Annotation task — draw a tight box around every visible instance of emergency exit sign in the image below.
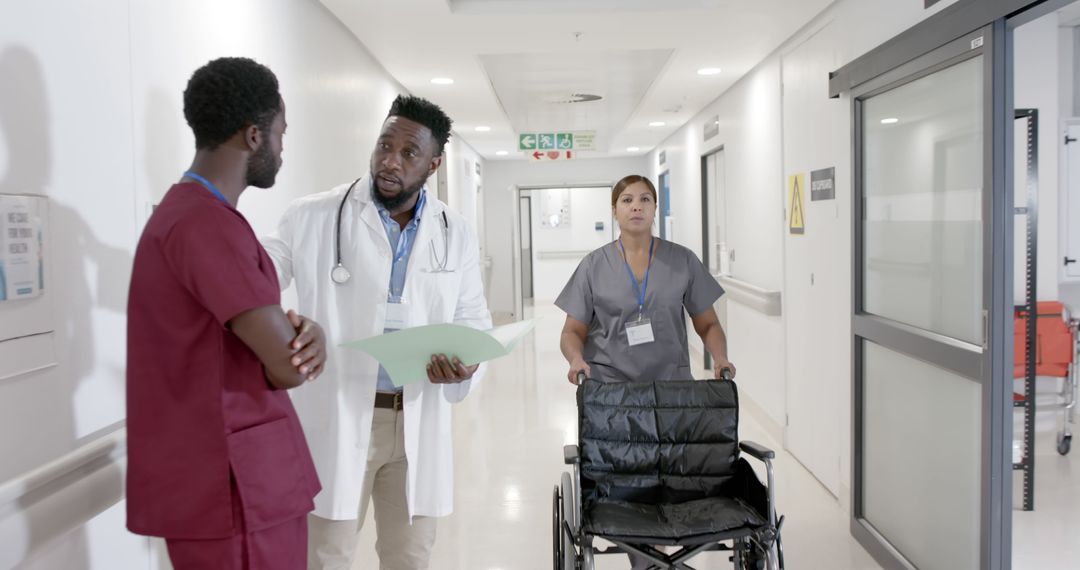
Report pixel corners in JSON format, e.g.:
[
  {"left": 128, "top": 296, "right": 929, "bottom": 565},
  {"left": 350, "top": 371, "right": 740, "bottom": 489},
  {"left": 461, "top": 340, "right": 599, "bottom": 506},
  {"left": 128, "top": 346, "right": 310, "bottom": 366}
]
[{"left": 518, "top": 131, "right": 596, "bottom": 152}]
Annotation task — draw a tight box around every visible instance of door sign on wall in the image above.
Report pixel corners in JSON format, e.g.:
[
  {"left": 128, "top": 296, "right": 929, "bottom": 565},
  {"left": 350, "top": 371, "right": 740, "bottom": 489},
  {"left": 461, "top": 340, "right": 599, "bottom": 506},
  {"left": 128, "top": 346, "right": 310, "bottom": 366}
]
[{"left": 810, "top": 167, "right": 835, "bottom": 201}]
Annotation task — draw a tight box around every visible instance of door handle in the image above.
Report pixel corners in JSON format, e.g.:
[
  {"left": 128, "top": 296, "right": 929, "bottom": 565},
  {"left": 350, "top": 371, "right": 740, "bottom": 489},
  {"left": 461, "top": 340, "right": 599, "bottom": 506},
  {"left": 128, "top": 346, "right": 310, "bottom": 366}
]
[{"left": 1066, "top": 257, "right": 1077, "bottom": 266}]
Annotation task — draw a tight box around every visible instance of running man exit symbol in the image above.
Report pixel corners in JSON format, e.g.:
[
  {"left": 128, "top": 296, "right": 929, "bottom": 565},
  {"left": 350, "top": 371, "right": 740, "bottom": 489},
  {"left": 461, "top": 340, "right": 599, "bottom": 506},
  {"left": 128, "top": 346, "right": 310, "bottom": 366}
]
[{"left": 788, "top": 173, "right": 805, "bottom": 235}]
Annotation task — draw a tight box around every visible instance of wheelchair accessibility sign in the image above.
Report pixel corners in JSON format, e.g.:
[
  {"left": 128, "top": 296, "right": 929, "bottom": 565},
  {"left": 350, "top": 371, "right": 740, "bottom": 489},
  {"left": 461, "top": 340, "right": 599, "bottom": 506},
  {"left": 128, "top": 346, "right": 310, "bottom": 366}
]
[{"left": 518, "top": 131, "right": 597, "bottom": 152}]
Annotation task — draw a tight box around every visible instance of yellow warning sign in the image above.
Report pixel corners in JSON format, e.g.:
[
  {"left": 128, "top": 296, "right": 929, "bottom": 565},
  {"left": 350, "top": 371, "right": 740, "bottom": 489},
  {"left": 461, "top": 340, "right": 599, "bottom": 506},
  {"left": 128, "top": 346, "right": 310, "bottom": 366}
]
[{"left": 788, "top": 173, "right": 806, "bottom": 235}]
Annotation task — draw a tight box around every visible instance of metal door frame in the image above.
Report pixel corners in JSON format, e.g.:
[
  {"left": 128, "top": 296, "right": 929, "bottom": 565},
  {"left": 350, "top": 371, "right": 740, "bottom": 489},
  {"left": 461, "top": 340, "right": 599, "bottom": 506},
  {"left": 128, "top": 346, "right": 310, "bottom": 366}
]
[
  {"left": 700, "top": 146, "right": 725, "bottom": 371},
  {"left": 830, "top": 2, "right": 1077, "bottom": 568},
  {"left": 658, "top": 170, "right": 671, "bottom": 240},
  {"left": 519, "top": 194, "right": 534, "bottom": 300},
  {"left": 849, "top": 25, "right": 1009, "bottom": 570}
]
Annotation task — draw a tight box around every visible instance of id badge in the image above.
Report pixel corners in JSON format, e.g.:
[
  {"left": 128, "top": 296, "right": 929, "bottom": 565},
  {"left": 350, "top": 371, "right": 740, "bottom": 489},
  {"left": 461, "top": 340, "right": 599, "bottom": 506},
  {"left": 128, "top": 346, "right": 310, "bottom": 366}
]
[
  {"left": 385, "top": 300, "right": 409, "bottom": 330},
  {"left": 625, "top": 318, "right": 655, "bottom": 346}
]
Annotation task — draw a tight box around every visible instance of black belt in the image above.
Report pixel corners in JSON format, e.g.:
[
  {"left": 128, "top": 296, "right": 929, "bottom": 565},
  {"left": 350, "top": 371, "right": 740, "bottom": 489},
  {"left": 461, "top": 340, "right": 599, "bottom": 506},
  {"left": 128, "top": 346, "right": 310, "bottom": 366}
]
[{"left": 374, "top": 391, "right": 403, "bottom": 411}]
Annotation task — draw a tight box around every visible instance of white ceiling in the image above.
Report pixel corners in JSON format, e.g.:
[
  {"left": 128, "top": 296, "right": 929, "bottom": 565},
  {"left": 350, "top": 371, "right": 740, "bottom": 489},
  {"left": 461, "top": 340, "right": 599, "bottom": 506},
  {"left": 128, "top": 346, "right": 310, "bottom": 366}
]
[
  {"left": 479, "top": 49, "right": 673, "bottom": 153},
  {"left": 320, "top": 0, "right": 833, "bottom": 160},
  {"left": 1060, "top": 2, "right": 1080, "bottom": 26}
]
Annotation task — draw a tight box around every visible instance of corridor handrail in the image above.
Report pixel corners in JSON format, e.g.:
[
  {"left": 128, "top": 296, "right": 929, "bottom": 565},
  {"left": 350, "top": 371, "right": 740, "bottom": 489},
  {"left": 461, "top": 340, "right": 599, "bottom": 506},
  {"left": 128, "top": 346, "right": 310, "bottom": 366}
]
[
  {"left": 0, "top": 427, "right": 127, "bottom": 569},
  {"left": 537, "top": 250, "right": 593, "bottom": 260},
  {"left": 715, "top": 275, "right": 782, "bottom": 316}
]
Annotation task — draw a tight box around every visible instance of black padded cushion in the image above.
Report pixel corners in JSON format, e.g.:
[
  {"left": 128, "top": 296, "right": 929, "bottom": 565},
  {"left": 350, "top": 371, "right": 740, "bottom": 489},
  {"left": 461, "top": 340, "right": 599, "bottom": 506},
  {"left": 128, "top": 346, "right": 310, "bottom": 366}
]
[
  {"left": 585, "top": 495, "right": 764, "bottom": 543},
  {"left": 578, "top": 379, "right": 740, "bottom": 504},
  {"left": 577, "top": 379, "right": 766, "bottom": 543}
]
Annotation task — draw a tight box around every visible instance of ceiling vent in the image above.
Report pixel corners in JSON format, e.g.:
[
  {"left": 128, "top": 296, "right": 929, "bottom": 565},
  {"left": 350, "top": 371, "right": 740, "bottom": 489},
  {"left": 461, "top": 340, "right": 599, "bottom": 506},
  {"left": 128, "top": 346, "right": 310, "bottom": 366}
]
[{"left": 548, "top": 93, "right": 604, "bottom": 104}]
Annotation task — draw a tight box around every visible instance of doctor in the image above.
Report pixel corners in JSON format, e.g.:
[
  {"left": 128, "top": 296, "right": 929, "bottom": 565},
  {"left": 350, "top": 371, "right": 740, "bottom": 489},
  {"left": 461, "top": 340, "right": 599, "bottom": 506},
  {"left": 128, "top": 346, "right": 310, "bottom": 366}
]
[{"left": 261, "top": 95, "right": 491, "bottom": 570}]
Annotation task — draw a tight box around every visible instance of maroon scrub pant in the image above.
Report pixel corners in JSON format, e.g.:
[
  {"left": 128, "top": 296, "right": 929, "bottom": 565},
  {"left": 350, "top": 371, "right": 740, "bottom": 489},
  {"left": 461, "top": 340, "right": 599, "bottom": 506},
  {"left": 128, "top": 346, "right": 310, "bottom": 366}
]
[{"left": 165, "top": 489, "right": 308, "bottom": 570}]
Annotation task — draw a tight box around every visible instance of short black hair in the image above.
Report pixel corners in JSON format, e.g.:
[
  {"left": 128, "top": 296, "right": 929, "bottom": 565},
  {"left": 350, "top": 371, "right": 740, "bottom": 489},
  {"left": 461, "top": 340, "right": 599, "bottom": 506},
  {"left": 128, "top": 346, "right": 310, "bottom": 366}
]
[
  {"left": 387, "top": 95, "right": 452, "bottom": 155},
  {"left": 183, "top": 57, "right": 281, "bottom": 150}
]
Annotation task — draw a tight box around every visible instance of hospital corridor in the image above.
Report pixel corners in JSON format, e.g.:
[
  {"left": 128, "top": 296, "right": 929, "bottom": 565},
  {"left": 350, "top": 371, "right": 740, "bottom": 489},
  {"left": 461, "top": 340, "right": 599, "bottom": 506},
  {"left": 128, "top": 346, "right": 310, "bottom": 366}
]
[{"left": 2, "top": 1, "right": 1080, "bottom": 569}]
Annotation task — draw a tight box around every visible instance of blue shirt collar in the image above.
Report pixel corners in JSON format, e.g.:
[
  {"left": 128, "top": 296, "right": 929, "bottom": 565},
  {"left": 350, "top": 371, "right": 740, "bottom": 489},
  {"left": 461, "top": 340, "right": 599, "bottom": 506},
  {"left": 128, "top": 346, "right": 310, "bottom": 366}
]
[{"left": 372, "top": 181, "right": 427, "bottom": 230}]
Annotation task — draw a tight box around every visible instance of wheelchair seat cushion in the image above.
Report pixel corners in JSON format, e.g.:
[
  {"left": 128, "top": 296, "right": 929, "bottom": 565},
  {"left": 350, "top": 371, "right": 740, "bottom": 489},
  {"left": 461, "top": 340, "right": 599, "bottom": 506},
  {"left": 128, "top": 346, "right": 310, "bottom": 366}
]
[
  {"left": 583, "top": 495, "right": 765, "bottom": 545},
  {"left": 578, "top": 379, "right": 740, "bottom": 503}
]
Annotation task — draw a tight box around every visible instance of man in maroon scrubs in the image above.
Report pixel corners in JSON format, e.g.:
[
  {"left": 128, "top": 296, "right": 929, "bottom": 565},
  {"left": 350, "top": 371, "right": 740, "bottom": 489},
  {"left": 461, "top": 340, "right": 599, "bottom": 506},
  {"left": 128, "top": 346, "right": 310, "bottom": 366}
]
[{"left": 126, "top": 57, "right": 323, "bottom": 569}]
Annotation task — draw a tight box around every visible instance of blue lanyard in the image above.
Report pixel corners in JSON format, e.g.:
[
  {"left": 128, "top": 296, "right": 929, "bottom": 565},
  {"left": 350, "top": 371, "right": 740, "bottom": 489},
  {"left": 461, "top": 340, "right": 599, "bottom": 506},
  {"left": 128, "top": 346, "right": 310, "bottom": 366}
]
[
  {"left": 618, "top": 238, "right": 654, "bottom": 318},
  {"left": 183, "top": 171, "right": 230, "bottom": 205}
]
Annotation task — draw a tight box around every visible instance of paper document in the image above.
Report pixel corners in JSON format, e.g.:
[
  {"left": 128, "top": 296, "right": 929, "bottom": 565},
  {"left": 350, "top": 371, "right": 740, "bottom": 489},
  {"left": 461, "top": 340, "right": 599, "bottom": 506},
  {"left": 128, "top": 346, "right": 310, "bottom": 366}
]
[{"left": 341, "top": 319, "right": 536, "bottom": 387}]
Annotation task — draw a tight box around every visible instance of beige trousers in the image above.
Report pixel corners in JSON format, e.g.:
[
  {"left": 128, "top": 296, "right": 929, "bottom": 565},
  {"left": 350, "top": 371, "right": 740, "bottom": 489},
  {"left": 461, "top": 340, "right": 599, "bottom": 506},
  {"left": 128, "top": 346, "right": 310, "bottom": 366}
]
[{"left": 307, "top": 407, "right": 437, "bottom": 570}]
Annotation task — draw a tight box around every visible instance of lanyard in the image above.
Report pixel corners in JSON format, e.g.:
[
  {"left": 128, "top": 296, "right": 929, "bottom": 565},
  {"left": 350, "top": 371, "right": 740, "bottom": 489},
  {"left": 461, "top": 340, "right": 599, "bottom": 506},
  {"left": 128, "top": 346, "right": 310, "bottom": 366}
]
[
  {"left": 183, "top": 171, "right": 230, "bottom": 205},
  {"left": 618, "top": 237, "right": 654, "bottom": 318}
]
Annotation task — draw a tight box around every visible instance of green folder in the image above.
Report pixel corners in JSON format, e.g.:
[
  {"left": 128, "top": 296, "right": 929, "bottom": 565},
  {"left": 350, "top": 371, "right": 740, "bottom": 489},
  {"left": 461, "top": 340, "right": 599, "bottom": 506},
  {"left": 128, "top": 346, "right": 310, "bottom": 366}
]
[{"left": 340, "top": 319, "right": 536, "bottom": 386}]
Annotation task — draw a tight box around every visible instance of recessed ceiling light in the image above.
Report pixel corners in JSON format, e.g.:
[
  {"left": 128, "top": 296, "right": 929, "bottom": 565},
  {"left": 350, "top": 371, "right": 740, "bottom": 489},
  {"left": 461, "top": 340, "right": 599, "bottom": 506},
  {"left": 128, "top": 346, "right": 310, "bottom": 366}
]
[
  {"left": 649, "top": 121, "right": 666, "bottom": 127},
  {"left": 495, "top": 150, "right": 508, "bottom": 156},
  {"left": 430, "top": 77, "right": 454, "bottom": 85},
  {"left": 626, "top": 146, "right": 640, "bottom": 152},
  {"left": 475, "top": 126, "right": 491, "bottom": 132},
  {"left": 697, "top": 67, "right": 722, "bottom": 76},
  {"left": 881, "top": 117, "right": 899, "bottom": 124}
]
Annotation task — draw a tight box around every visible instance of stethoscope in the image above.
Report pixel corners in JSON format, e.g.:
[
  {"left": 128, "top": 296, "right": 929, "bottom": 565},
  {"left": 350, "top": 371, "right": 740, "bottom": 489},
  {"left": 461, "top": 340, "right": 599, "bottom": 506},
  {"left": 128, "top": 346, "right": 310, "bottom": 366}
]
[{"left": 330, "top": 178, "right": 452, "bottom": 285}]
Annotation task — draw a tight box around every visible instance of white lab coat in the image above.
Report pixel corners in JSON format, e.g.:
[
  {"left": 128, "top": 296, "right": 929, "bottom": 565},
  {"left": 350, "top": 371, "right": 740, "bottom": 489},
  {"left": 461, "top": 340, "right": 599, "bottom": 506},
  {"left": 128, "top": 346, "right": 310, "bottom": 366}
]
[{"left": 260, "top": 175, "right": 492, "bottom": 520}]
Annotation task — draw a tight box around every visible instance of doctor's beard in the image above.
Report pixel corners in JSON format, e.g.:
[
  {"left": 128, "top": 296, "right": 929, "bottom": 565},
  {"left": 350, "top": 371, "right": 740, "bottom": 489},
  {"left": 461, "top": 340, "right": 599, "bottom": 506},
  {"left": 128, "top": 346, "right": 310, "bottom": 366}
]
[{"left": 374, "top": 178, "right": 424, "bottom": 212}]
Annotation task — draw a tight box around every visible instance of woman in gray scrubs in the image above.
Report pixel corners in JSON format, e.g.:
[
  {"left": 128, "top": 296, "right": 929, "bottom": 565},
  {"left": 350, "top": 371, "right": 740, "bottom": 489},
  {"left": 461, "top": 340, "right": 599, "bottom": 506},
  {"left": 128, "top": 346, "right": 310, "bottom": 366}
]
[
  {"left": 557, "top": 174, "right": 735, "bottom": 570},
  {"left": 556, "top": 174, "right": 735, "bottom": 385}
]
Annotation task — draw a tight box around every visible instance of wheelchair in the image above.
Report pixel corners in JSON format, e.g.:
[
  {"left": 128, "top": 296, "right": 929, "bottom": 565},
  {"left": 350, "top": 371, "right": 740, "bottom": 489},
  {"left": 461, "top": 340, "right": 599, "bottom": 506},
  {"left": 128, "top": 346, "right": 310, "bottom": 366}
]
[{"left": 553, "top": 375, "right": 784, "bottom": 570}]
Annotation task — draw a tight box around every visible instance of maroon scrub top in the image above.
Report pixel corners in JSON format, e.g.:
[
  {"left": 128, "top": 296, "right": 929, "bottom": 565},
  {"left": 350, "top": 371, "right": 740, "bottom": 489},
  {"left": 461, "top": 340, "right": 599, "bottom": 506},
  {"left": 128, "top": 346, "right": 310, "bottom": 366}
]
[{"left": 126, "top": 183, "right": 320, "bottom": 539}]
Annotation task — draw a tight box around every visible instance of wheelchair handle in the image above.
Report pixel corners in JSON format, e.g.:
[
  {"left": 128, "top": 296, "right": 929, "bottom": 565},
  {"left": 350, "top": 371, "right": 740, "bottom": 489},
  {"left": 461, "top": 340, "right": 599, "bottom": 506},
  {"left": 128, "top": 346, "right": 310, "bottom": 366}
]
[
  {"left": 577, "top": 371, "right": 587, "bottom": 384},
  {"left": 720, "top": 367, "right": 733, "bottom": 381}
]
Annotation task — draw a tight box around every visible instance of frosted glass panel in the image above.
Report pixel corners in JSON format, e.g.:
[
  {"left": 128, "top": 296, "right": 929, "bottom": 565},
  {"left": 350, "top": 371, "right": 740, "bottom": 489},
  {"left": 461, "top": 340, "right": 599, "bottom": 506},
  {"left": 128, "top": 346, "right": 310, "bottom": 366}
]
[
  {"left": 863, "top": 56, "right": 983, "bottom": 344},
  {"left": 863, "top": 341, "right": 981, "bottom": 570}
]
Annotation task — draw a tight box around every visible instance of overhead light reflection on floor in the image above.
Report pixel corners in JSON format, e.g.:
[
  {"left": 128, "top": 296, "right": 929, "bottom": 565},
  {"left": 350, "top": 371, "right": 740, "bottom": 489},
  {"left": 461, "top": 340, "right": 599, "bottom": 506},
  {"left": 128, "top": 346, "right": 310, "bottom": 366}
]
[{"left": 500, "top": 484, "right": 522, "bottom": 521}]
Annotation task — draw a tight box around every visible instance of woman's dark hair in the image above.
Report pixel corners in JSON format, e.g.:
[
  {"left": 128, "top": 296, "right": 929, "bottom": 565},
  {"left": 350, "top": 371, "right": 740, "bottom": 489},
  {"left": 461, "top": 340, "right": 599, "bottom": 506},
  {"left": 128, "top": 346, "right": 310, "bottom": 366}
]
[
  {"left": 611, "top": 174, "right": 657, "bottom": 207},
  {"left": 183, "top": 57, "right": 281, "bottom": 150}
]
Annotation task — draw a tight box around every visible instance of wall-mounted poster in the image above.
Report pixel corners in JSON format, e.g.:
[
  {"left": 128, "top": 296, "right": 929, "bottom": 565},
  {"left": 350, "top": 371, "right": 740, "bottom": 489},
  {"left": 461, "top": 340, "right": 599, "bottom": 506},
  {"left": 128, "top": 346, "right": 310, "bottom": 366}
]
[{"left": 0, "top": 195, "right": 46, "bottom": 302}]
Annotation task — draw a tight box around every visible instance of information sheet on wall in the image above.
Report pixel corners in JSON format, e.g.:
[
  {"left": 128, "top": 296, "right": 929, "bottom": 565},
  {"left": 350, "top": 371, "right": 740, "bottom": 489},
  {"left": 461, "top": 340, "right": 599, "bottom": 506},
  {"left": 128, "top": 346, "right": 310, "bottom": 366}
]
[
  {"left": 540, "top": 188, "right": 571, "bottom": 228},
  {"left": 0, "top": 195, "right": 46, "bottom": 302}
]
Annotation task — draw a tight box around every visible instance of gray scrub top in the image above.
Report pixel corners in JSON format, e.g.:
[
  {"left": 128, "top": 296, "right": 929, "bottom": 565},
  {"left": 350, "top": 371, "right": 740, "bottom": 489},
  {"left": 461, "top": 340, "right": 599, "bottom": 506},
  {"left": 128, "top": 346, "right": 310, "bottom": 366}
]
[{"left": 555, "top": 238, "right": 724, "bottom": 383}]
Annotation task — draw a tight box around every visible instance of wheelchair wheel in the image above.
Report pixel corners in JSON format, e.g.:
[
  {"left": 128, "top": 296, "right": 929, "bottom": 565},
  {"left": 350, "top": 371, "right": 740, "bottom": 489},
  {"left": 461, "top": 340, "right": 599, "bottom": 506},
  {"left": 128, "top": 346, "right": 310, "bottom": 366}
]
[
  {"left": 734, "top": 537, "right": 781, "bottom": 570},
  {"left": 552, "top": 485, "right": 564, "bottom": 569},
  {"left": 581, "top": 541, "right": 595, "bottom": 570},
  {"left": 732, "top": 538, "right": 754, "bottom": 569},
  {"left": 560, "top": 473, "right": 578, "bottom": 569}
]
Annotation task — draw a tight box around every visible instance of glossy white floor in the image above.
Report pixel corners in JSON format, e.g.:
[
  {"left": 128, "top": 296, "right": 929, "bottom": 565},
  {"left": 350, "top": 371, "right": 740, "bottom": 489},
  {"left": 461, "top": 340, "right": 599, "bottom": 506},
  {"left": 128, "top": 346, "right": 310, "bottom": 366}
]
[
  {"left": 349, "top": 303, "right": 1079, "bottom": 569},
  {"left": 1012, "top": 391, "right": 1080, "bottom": 569}
]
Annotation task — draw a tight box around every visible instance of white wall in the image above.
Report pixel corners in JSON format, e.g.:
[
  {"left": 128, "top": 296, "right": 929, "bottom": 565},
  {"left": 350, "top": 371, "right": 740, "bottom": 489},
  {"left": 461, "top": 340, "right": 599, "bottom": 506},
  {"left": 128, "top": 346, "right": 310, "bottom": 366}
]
[
  {"left": 482, "top": 156, "right": 646, "bottom": 319},
  {"left": 646, "top": 0, "right": 961, "bottom": 501},
  {"left": 1057, "top": 24, "right": 1080, "bottom": 310},
  {"left": 1013, "top": 12, "right": 1061, "bottom": 304},
  {"left": 0, "top": 0, "right": 421, "bottom": 567}
]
